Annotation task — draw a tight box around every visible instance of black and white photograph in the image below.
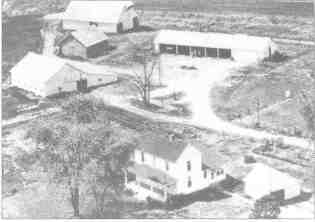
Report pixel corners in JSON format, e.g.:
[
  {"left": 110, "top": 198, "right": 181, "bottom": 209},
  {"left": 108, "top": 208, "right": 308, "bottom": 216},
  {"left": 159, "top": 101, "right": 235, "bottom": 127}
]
[{"left": 1, "top": 0, "right": 315, "bottom": 219}]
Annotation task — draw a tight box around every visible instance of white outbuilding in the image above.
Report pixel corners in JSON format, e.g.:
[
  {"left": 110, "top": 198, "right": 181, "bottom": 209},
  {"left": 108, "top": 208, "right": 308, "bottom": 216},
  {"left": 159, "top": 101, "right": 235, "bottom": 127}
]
[
  {"left": 61, "top": 1, "right": 139, "bottom": 33},
  {"left": 243, "top": 163, "right": 301, "bottom": 200},
  {"left": 154, "top": 30, "right": 277, "bottom": 62},
  {"left": 10, "top": 52, "right": 117, "bottom": 97}
]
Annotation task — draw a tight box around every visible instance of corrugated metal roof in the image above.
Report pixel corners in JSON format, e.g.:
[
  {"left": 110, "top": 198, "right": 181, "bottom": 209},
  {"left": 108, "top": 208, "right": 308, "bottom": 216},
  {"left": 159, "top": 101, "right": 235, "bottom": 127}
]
[
  {"left": 71, "top": 30, "right": 108, "bottom": 47},
  {"left": 154, "top": 30, "right": 274, "bottom": 52},
  {"left": 63, "top": 1, "right": 134, "bottom": 24}
]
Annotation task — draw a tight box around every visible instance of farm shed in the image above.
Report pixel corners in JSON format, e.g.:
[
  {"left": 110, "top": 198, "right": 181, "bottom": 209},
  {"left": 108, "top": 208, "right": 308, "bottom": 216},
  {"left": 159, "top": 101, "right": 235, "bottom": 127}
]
[
  {"left": 59, "top": 30, "right": 109, "bottom": 59},
  {"left": 243, "top": 163, "right": 301, "bottom": 200},
  {"left": 62, "top": 1, "right": 139, "bottom": 33},
  {"left": 10, "top": 52, "right": 117, "bottom": 97},
  {"left": 154, "top": 30, "right": 277, "bottom": 62}
]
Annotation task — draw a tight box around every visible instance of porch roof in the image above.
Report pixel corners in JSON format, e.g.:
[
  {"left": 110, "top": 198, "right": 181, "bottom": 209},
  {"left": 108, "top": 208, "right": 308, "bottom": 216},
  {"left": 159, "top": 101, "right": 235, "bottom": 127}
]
[{"left": 127, "top": 163, "right": 177, "bottom": 187}]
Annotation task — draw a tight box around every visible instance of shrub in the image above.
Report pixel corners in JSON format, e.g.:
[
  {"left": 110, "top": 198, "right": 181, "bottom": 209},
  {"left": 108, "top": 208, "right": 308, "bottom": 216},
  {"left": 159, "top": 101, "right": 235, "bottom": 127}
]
[
  {"left": 244, "top": 155, "right": 256, "bottom": 164},
  {"left": 2, "top": 96, "right": 19, "bottom": 119},
  {"left": 250, "top": 194, "right": 281, "bottom": 219}
]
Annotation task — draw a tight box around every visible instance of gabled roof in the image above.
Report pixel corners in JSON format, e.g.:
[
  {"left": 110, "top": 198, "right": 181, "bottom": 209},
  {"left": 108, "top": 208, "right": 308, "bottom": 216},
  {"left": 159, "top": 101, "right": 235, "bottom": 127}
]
[
  {"left": 71, "top": 30, "right": 108, "bottom": 47},
  {"left": 154, "top": 29, "right": 274, "bottom": 52},
  {"left": 137, "top": 135, "right": 188, "bottom": 162},
  {"left": 244, "top": 163, "right": 301, "bottom": 190},
  {"left": 63, "top": 1, "right": 134, "bottom": 24},
  {"left": 10, "top": 52, "right": 69, "bottom": 95},
  {"left": 192, "top": 142, "right": 228, "bottom": 170}
]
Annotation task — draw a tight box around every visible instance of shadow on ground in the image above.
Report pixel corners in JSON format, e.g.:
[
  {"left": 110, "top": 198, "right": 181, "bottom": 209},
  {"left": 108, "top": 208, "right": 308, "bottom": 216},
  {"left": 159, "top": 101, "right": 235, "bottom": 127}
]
[{"left": 167, "top": 186, "right": 231, "bottom": 210}]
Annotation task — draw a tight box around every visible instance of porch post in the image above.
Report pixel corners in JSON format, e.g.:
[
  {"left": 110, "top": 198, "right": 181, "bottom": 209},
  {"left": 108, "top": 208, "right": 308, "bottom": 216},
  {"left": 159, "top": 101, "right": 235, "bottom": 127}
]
[{"left": 123, "top": 169, "right": 128, "bottom": 186}]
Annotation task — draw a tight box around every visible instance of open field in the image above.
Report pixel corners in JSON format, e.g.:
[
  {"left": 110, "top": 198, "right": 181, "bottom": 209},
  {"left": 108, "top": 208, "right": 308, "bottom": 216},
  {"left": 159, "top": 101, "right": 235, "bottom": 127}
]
[{"left": 3, "top": 0, "right": 314, "bottom": 17}]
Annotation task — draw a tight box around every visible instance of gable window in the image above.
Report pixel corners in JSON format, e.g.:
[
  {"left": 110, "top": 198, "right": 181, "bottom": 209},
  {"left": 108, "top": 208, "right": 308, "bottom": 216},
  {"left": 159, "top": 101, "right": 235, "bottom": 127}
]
[
  {"left": 186, "top": 161, "right": 191, "bottom": 171},
  {"left": 141, "top": 151, "right": 145, "bottom": 162},
  {"left": 165, "top": 161, "right": 169, "bottom": 171},
  {"left": 203, "top": 170, "right": 207, "bottom": 179},
  {"left": 187, "top": 176, "right": 192, "bottom": 188},
  {"left": 89, "top": 21, "right": 98, "bottom": 27}
]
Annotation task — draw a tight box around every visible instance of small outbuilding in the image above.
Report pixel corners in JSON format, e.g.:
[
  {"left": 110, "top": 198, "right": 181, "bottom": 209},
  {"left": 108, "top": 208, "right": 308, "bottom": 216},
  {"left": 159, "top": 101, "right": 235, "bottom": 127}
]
[
  {"left": 243, "top": 163, "right": 301, "bottom": 201},
  {"left": 59, "top": 30, "right": 109, "bottom": 59},
  {"left": 62, "top": 1, "right": 139, "bottom": 33},
  {"left": 10, "top": 52, "right": 117, "bottom": 97},
  {"left": 154, "top": 30, "right": 277, "bottom": 62}
]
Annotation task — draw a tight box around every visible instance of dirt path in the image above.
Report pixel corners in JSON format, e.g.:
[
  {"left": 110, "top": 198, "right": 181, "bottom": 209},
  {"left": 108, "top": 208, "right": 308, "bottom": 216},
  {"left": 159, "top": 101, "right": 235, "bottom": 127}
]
[{"left": 92, "top": 55, "right": 313, "bottom": 150}]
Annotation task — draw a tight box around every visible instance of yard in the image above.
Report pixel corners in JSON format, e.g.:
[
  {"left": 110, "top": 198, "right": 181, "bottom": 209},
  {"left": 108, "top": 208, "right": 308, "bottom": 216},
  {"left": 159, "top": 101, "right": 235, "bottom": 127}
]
[{"left": 211, "top": 43, "right": 315, "bottom": 137}]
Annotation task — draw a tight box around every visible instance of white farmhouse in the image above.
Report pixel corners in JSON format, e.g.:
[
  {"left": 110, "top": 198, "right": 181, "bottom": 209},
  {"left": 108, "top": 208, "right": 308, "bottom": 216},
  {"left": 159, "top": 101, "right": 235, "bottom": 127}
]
[
  {"left": 125, "top": 136, "right": 227, "bottom": 202},
  {"left": 154, "top": 30, "right": 277, "bottom": 62},
  {"left": 62, "top": 1, "right": 139, "bottom": 33},
  {"left": 10, "top": 52, "right": 117, "bottom": 97},
  {"left": 243, "top": 163, "right": 301, "bottom": 201}
]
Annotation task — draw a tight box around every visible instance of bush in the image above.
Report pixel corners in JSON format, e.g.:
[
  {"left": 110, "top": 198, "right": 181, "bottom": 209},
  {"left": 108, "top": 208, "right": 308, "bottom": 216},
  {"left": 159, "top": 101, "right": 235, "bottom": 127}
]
[
  {"left": 244, "top": 155, "right": 256, "bottom": 164},
  {"left": 2, "top": 96, "right": 19, "bottom": 119},
  {"left": 266, "top": 51, "right": 289, "bottom": 63},
  {"left": 250, "top": 194, "right": 281, "bottom": 219}
]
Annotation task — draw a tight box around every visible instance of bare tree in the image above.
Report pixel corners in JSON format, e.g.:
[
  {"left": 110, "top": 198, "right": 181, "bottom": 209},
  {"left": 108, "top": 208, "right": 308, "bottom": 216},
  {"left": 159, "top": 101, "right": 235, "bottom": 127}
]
[{"left": 129, "top": 38, "right": 159, "bottom": 106}]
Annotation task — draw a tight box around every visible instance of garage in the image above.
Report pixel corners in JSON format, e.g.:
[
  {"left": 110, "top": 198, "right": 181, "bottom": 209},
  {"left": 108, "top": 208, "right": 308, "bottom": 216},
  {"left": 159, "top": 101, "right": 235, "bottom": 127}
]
[
  {"left": 243, "top": 163, "right": 301, "bottom": 200},
  {"left": 154, "top": 30, "right": 277, "bottom": 62}
]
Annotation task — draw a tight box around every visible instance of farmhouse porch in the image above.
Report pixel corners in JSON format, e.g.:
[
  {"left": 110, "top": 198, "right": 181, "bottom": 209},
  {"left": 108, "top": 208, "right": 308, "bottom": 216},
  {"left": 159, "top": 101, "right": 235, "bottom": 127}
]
[{"left": 125, "top": 163, "right": 177, "bottom": 202}]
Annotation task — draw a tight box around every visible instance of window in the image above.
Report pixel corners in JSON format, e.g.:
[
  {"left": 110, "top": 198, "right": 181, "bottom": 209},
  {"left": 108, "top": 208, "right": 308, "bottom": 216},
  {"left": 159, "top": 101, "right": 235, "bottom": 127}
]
[
  {"left": 165, "top": 161, "right": 169, "bottom": 171},
  {"left": 98, "top": 78, "right": 102, "bottom": 82},
  {"left": 206, "top": 48, "right": 218, "bottom": 57},
  {"left": 177, "top": 45, "right": 190, "bottom": 56},
  {"left": 187, "top": 176, "right": 192, "bottom": 188},
  {"left": 211, "top": 171, "right": 215, "bottom": 179},
  {"left": 58, "top": 87, "right": 62, "bottom": 92},
  {"left": 89, "top": 21, "right": 98, "bottom": 27},
  {"left": 141, "top": 151, "right": 145, "bottom": 162},
  {"left": 153, "top": 187, "right": 164, "bottom": 196},
  {"left": 186, "top": 161, "right": 191, "bottom": 171},
  {"left": 218, "top": 48, "right": 231, "bottom": 59},
  {"left": 203, "top": 170, "right": 207, "bottom": 179}
]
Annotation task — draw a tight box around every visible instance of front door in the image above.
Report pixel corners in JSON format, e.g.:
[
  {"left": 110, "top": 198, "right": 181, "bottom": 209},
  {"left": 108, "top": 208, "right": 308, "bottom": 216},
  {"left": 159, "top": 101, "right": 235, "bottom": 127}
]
[{"left": 76, "top": 79, "right": 88, "bottom": 92}]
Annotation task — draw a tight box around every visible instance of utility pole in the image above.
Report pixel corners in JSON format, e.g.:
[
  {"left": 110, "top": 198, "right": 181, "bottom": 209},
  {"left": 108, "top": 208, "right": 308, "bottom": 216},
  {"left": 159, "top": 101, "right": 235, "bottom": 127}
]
[{"left": 255, "top": 97, "right": 261, "bottom": 128}]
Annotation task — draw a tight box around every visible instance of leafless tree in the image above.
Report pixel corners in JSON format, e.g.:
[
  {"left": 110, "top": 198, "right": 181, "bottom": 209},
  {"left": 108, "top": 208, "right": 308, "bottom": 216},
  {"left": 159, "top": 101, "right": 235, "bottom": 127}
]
[{"left": 129, "top": 38, "right": 159, "bottom": 106}]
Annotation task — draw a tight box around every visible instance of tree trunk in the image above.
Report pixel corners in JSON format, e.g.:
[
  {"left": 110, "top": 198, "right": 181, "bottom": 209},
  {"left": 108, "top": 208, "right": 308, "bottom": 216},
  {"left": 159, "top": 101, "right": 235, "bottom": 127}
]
[{"left": 70, "top": 186, "right": 80, "bottom": 217}]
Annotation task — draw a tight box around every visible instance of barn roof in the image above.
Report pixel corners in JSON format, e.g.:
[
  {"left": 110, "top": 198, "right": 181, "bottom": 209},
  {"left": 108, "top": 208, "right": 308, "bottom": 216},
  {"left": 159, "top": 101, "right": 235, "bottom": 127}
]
[
  {"left": 10, "top": 52, "right": 69, "bottom": 95},
  {"left": 154, "top": 30, "right": 274, "bottom": 52},
  {"left": 63, "top": 1, "right": 134, "bottom": 24},
  {"left": 71, "top": 30, "right": 109, "bottom": 47},
  {"left": 244, "top": 163, "right": 301, "bottom": 192}
]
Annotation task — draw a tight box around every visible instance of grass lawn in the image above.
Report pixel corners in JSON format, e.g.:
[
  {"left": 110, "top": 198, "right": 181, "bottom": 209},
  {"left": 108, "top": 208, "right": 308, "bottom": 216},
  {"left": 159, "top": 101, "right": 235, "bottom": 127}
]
[{"left": 211, "top": 43, "right": 315, "bottom": 136}]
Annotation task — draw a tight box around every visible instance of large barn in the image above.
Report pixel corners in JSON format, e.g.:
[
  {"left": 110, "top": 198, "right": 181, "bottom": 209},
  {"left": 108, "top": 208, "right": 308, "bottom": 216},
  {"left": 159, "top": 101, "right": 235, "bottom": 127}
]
[
  {"left": 154, "top": 30, "right": 277, "bottom": 62},
  {"left": 59, "top": 30, "right": 109, "bottom": 59},
  {"left": 10, "top": 52, "right": 117, "bottom": 97},
  {"left": 62, "top": 1, "right": 139, "bottom": 33}
]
